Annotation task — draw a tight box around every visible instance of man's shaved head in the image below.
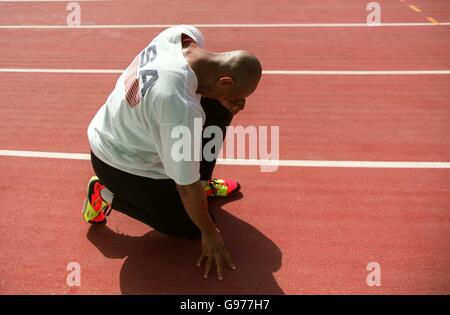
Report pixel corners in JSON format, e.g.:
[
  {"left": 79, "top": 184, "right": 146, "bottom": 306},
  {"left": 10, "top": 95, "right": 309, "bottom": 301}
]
[
  {"left": 183, "top": 42, "right": 262, "bottom": 113},
  {"left": 221, "top": 50, "right": 262, "bottom": 97}
]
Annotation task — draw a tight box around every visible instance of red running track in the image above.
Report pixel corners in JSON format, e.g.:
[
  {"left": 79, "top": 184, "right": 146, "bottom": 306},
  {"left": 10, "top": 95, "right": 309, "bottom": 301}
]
[{"left": 0, "top": 0, "right": 450, "bottom": 294}]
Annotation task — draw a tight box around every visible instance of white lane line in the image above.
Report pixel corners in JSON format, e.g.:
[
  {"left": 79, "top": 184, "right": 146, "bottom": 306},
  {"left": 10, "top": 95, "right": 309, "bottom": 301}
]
[
  {"left": 264, "top": 70, "right": 450, "bottom": 75},
  {"left": 1, "top": 150, "right": 449, "bottom": 169},
  {"left": 1, "top": 68, "right": 450, "bottom": 75},
  {"left": 0, "top": 0, "right": 108, "bottom": 2},
  {"left": 0, "top": 150, "right": 90, "bottom": 160},
  {"left": 0, "top": 68, "right": 123, "bottom": 74},
  {"left": 0, "top": 22, "right": 449, "bottom": 29},
  {"left": 219, "top": 159, "right": 450, "bottom": 169}
]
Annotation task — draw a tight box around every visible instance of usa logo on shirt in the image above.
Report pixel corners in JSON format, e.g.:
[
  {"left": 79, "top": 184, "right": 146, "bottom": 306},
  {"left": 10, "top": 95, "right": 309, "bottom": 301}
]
[
  {"left": 124, "top": 45, "right": 159, "bottom": 108},
  {"left": 124, "top": 55, "right": 141, "bottom": 108}
]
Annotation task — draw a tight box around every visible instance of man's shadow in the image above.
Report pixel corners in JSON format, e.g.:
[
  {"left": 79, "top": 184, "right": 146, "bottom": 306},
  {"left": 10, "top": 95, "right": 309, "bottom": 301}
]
[{"left": 87, "top": 193, "right": 284, "bottom": 294}]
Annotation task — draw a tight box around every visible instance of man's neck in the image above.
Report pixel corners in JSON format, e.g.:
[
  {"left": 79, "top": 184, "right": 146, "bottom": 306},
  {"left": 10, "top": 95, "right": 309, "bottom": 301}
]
[{"left": 185, "top": 49, "right": 220, "bottom": 92}]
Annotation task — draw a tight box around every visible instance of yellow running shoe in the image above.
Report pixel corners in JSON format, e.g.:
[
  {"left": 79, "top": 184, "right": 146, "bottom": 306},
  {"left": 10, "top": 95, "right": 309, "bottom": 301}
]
[
  {"left": 204, "top": 178, "right": 241, "bottom": 197},
  {"left": 82, "top": 176, "right": 112, "bottom": 224}
]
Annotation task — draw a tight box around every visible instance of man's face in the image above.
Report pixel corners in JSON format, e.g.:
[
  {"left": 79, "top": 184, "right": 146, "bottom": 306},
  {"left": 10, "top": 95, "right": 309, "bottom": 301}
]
[
  {"left": 198, "top": 87, "right": 248, "bottom": 115},
  {"left": 197, "top": 76, "right": 256, "bottom": 115},
  {"left": 215, "top": 82, "right": 251, "bottom": 115},
  {"left": 218, "top": 98, "right": 246, "bottom": 115}
]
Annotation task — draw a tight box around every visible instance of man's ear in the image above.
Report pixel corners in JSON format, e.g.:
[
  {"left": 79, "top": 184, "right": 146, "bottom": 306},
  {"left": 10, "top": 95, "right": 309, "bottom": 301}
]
[{"left": 217, "top": 76, "right": 235, "bottom": 88}]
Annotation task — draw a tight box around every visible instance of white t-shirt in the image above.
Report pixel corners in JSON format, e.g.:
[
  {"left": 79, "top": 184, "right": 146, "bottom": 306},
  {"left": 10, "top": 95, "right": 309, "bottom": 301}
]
[{"left": 88, "top": 25, "right": 206, "bottom": 185}]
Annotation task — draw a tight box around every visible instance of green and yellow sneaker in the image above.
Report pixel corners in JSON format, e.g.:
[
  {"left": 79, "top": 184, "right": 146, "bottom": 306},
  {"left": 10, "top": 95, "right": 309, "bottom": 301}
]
[
  {"left": 204, "top": 178, "right": 241, "bottom": 197},
  {"left": 82, "top": 176, "right": 112, "bottom": 224}
]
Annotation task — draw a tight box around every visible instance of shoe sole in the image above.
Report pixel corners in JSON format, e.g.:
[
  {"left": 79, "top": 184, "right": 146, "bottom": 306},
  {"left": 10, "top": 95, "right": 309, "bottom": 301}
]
[
  {"left": 81, "top": 176, "right": 106, "bottom": 224},
  {"left": 207, "top": 182, "right": 241, "bottom": 198}
]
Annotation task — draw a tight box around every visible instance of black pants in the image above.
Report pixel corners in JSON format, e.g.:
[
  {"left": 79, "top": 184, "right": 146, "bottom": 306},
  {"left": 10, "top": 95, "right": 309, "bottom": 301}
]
[{"left": 91, "top": 97, "right": 233, "bottom": 239}]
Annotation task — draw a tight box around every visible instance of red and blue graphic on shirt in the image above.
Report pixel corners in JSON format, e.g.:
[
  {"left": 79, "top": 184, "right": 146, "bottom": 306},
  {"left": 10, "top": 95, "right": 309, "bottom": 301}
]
[{"left": 124, "top": 45, "right": 159, "bottom": 108}]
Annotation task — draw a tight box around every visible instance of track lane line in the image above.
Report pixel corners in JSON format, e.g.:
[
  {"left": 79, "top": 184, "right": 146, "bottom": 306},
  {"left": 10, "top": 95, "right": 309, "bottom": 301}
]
[
  {"left": 0, "top": 22, "right": 450, "bottom": 29},
  {"left": 409, "top": 5, "right": 422, "bottom": 13},
  {"left": 1, "top": 150, "right": 449, "bottom": 169},
  {"left": 1, "top": 69, "right": 450, "bottom": 75},
  {"left": 0, "top": 0, "right": 108, "bottom": 2},
  {"left": 427, "top": 17, "right": 440, "bottom": 25}
]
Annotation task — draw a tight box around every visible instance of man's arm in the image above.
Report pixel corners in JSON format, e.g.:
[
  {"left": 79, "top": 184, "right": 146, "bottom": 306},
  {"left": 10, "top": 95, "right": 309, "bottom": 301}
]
[
  {"left": 175, "top": 180, "right": 215, "bottom": 234},
  {"left": 176, "top": 181, "right": 236, "bottom": 280}
]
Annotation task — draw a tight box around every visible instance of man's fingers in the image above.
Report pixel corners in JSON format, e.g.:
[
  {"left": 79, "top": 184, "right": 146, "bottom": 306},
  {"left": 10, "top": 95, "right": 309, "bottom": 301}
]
[
  {"left": 215, "top": 253, "right": 223, "bottom": 281},
  {"left": 223, "top": 249, "right": 237, "bottom": 270},
  {"left": 204, "top": 256, "right": 212, "bottom": 279},
  {"left": 197, "top": 252, "right": 206, "bottom": 267}
]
